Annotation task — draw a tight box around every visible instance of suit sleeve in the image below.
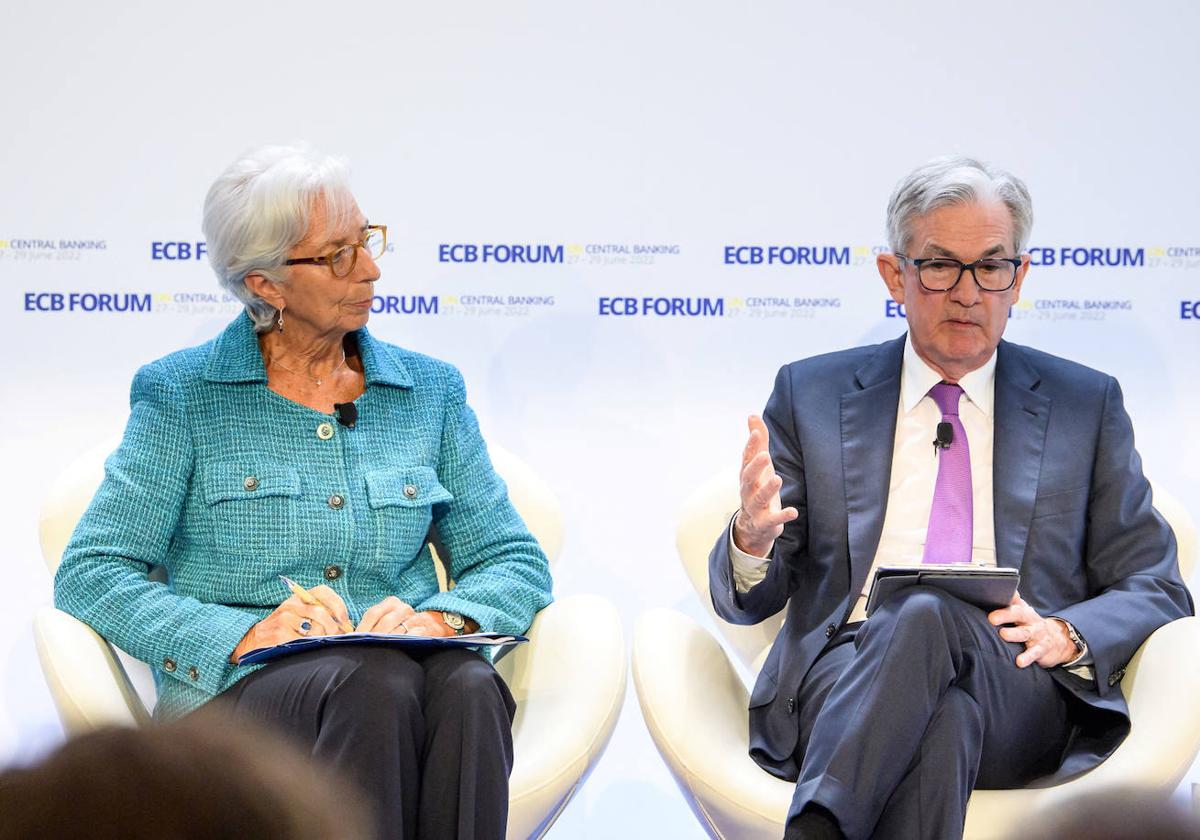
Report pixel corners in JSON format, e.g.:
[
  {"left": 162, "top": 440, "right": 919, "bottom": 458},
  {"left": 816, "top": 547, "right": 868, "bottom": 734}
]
[
  {"left": 710, "top": 364, "right": 810, "bottom": 625},
  {"left": 1054, "top": 377, "right": 1194, "bottom": 695},
  {"left": 416, "top": 369, "right": 554, "bottom": 636},
  {"left": 54, "top": 365, "right": 261, "bottom": 698}
]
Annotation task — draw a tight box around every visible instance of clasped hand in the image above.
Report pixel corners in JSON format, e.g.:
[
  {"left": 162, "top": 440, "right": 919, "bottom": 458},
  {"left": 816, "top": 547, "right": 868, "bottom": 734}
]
[
  {"left": 230, "top": 590, "right": 455, "bottom": 663},
  {"left": 988, "top": 594, "right": 1078, "bottom": 669}
]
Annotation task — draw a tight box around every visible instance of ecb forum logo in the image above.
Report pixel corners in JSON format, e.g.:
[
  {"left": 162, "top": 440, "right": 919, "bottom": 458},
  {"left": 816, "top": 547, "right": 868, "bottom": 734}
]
[
  {"left": 152, "top": 241, "right": 207, "bottom": 260},
  {"left": 598, "top": 296, "right": 725, "bottom": 317},
  {"left": 0, "top": 238, "right": 107, "bottom": 262},
  {"left": 723, "top": 245, "right": 876, "bottom": 267},
  {"left": 884, "top": 299, "right": 1133, "bottom": 322},
  {"left": 440, "top": 295, "right": 555, "bottom": 317},
  {"left": 1025, "top": 246, "right": 1200, "bottom": 269},
  {"left": 565, "top": 243, "right": 681, "bottom": 267},
  {"left": 438, "top": 244, "right": 563, "bottom": 264},
  {"left": 726, "top": 297, "right": 842, "bottom": 320}
]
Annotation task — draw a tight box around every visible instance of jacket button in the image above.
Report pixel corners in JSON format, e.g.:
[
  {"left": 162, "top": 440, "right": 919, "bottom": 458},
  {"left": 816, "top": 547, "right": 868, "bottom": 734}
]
[
  {"left": 825, "top": 624, "right": 837, "bottom": 638},
  {"left": 163, "top": 657, "right": 177, "bottom": 673},
  {"left": 328, "top": 493, "right": 345, "bottom": 510},
  {"left": 324, "top": 564, "right": 342, "bottom": 581},
  {"left": 787, "top": 697, "right": 796, "bottom": 714},
  {"left": 243, "top": 476, "right": 259, "bottom": 492},
  {"left": 187, "top": 666, "right": 199, "bottom": 681},
  {"left": 403, "top": 484, "right": 418, "bottom": 499},
  {"left": 316, "top": 422, "right": 334, "bottom": 440}
]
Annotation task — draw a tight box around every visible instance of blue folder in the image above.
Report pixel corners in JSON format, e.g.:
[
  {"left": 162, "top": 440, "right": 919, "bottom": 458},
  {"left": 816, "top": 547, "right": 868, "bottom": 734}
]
[{"left": 237, "top": 631, "right": 528, "bottom": 665}]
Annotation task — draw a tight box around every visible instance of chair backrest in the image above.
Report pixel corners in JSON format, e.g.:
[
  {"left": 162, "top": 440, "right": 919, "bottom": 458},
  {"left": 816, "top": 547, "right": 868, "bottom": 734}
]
[
  {"left": 676, "top": 471, "right": 783, "bottom": 671},
  {"left": 39, "top": 435, "right": 564, "bottom": 577},
  {"left": 676, "top": 471, "right": 1198, "bottom": 673}
]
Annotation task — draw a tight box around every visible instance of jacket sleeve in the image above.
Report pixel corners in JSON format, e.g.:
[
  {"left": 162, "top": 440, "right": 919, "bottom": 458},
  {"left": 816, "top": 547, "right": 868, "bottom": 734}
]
[
  {"left": 415, "top": 369, "right": 553, "bottom": 635},
  {"left": 1054, "top": 376, "right": 1194, "bottom": 695},
  {"left": 53, "top": 364, "right": 260, "bottom": 698},
  {"left": 710, "top": 364, "right": 809, "bottom": 625}
]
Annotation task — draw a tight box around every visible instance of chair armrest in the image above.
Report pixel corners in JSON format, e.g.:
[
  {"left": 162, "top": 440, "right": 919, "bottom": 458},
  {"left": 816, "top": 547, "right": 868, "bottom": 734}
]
[
  {"left": 633, "top": 608, "right": 791, "bottom": 838},
  {"left": 32, "top": 606, "right": 150, "bottom": 734},
  {"left": 965, "top": 616, "right": 1200, "bottom": 838},
  {"left": 1059, "top": 615, "right": 1200, "bottom": 792},
  {"left": 499, "top": 594, "right": 626, "bottom": 839}
]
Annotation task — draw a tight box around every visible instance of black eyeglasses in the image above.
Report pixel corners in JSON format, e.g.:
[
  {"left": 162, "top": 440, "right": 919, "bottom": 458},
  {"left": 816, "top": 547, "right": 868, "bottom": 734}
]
[
  {"left": 896, "top": 254, "right": 1022, "bottom": 293},
  {"left": 285, "top": 224, "right": 387, "bottom": 278}
]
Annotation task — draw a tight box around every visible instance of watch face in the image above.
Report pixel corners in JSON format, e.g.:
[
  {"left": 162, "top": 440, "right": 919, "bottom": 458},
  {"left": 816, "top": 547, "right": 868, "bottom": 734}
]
[{"left": 442, "top": 612, "right": 466, "bottom": 631}]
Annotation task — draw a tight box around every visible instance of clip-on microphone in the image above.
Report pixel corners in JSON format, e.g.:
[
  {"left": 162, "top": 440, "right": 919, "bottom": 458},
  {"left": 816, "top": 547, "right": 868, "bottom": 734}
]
[
  {"left": 334, "top": 402, "right": 358, "bottom": 429},
  {"left": 932, "top": 421, "right": 953, "bottom": 454}
]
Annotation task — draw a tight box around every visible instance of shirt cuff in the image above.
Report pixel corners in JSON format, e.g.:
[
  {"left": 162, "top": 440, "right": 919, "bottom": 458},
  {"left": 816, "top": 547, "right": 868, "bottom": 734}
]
[
  {"left": 728, "top": 515, "right": 773, "bottom": 594},
  {"left": 1050, "top": 616, "right": 1094, "bottom": 682}
]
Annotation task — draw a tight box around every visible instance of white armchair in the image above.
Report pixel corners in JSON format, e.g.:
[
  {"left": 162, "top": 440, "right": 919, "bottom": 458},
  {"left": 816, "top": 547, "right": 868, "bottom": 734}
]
[
  {"left": 632, "top": 472, "right": 1200, "bottom": 839},
  {"left": 35, "top": 437, "right": 625, "bottom": 840}
]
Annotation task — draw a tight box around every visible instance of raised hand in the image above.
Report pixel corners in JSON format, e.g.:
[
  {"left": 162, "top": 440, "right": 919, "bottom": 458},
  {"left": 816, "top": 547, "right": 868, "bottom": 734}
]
[{"left": 733, "top": 414, "right": 799, "bottom": 557}]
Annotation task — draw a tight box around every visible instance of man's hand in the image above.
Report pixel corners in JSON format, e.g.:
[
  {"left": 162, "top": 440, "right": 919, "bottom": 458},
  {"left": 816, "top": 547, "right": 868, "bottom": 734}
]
[
  {"left": 988, "top": 593, "right": 1079, "bottom": 669},
  {"left": 733, "top": 415, "right": 799, "bottom": 558}
]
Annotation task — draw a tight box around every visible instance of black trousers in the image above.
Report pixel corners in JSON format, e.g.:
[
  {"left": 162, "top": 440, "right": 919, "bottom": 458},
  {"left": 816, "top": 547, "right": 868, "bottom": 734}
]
[
  {"left": 786, "top": 585, "right": 1074, "bottom": 840},
  {"left": 216, "top": 645, "right": 516, "bottom": 840}
]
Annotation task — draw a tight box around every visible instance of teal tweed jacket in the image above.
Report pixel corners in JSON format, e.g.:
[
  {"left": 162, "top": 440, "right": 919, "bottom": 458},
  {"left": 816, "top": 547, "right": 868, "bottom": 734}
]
[{"left": 55, "top": 314, "right": 553, "bottom": 721}]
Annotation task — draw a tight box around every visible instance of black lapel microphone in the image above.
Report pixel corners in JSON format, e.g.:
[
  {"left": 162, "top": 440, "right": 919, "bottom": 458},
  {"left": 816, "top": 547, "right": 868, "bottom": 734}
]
[
  {"left": 334, "top": 402, "right": 358, "bottom": 429},
  {"left": 932, "top": 421, "right": 953, "bottom": 453}
]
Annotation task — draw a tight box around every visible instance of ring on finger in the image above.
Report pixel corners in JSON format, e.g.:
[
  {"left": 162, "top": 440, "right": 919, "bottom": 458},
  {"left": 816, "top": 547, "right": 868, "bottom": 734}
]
[
  {"left": 299, "top": 619, "right": 312, "bottom": 636},
  {"left": 396, "top": 621, "right": 409, "bottom": 635}
]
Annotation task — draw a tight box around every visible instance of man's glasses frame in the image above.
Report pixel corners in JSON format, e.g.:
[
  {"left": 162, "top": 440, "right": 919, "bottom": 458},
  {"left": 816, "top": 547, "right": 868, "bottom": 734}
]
[
  {"left": 896, "top": 253, "right": 1022, "bottom": 293},
  {"left": 284, "top": 224, "right": 387, "bottom": 278}
]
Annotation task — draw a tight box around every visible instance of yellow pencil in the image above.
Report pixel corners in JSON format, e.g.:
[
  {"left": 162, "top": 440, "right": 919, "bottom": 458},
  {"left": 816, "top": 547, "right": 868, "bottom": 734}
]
[{"left": 279, "top": 575, "right": 355, "bottom": 634}]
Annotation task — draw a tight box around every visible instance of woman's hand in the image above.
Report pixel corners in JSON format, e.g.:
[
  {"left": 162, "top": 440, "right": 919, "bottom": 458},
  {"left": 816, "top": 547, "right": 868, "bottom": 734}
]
[
  {"left": 396, "top": 611, "right": 457, "bottom": 637},
  {"left": 355, "top": 598, "right": 479, "bottom": 637},
  {"left": 355, "top": 596, "right": 417, "bottom": 633},
  {"left": 229, "top": 585, "right": 350, "bottom": 663}
]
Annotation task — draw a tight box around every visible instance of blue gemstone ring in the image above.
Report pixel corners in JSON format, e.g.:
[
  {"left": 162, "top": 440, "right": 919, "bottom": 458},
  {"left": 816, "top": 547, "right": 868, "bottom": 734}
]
[{"left": 299, "top": 619, "right": 312, "bottom": 636}]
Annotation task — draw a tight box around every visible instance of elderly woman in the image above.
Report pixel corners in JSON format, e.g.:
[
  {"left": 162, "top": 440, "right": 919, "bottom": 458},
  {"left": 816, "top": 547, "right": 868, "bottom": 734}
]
[{"left": 53, "top": 144, "right": 553, "bottom": 839}]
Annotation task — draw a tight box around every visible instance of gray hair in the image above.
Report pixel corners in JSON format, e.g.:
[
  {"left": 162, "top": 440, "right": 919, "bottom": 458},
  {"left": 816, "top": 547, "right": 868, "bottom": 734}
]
[
  {"left": 202, "top": 144, "right": 355, "bottom": 332},
  {"left": 885, "top": 155, "right": 1034, "bottom": 256}
]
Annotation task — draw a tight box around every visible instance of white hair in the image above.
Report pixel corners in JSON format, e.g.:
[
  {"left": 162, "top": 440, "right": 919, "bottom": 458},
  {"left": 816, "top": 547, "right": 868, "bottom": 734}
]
[
  {"left": 885, "top": 155, "right": 1034, "bottom": 256},
  {"left": 202, "top": 144, "right": 355, "bottom": 332}
]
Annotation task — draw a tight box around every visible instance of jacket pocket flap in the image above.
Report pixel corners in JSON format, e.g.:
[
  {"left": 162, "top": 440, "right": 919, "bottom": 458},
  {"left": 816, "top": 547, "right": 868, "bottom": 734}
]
[
  {"left": 202, "top": 461, "right": 301, "bottom": 505},
  {"left": 1032, "top": 485, "right": 1090, "bottom": 519},
  {"left": 366, "top": 466, "right": 454, "bottom": 509}
]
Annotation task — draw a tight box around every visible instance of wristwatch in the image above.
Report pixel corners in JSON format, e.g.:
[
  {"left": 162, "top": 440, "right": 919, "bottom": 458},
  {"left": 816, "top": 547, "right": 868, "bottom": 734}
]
[
  {"left": 1054, "top": 617, "right": 1087, "bottom": 665},
  {"left": 442, "top": 611, "right": 467, "bottom": 635}
]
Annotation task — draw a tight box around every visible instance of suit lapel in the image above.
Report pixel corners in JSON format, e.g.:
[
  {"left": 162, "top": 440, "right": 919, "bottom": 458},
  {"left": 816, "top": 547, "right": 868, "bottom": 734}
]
[
  {"left": 841, "top": 337, "right": 904, "bottom": 594},
  {"left": 992, "top": 341, "right": 1050, "bottom": 571}
]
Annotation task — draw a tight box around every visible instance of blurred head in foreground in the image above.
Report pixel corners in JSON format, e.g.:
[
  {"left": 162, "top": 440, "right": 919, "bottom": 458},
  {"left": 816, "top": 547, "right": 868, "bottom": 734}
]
[{"left": 0, "top": 712, "right": 372, "bottom": 840}]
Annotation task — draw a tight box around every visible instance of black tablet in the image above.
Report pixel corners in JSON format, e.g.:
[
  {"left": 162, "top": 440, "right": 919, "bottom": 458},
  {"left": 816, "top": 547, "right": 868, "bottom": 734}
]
[{"left": 865, "top": 565, "right": 1020, "bottom": 617}]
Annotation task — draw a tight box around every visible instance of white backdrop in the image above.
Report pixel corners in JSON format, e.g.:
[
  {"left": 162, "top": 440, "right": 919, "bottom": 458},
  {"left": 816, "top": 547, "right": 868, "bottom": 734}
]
[{"left": 2, "top": 2, "right": 1198, "bottom": 835}]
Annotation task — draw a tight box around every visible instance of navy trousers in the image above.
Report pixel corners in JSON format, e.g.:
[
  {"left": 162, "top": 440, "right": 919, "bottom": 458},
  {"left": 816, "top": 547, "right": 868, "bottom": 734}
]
[
  {"left": 786, "top": 586, "right": 1074, "bottom": 840},
  {"left": 216, "top": 645, "right": 515, "bottom": 840}
]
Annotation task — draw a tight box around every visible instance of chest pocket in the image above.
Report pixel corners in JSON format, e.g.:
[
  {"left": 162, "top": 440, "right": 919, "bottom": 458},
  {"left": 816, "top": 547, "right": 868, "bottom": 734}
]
[
  {"left": 365, "top": 466, "right": 454, "bottom": 568},
  {"left": 201, "top": 461, "right": 301, "bottom": 559}
]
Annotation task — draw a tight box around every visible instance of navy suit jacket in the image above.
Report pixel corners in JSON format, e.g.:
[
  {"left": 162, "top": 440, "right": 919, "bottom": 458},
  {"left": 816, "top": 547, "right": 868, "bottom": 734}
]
[{"left": 709, "top": 335, "right": 1193, "bottom": 783}]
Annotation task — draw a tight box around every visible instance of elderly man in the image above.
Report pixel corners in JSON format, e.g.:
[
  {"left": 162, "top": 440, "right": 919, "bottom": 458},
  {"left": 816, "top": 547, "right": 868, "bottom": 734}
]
[{"left": 709, "top": 156, "right": 1193, "bottom": 839}]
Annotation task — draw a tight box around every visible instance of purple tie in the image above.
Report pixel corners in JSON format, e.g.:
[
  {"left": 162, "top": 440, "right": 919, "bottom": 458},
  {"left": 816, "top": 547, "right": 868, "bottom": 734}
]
[{"left": 922, "top": 383, "right": 972, "bottom": 564}]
